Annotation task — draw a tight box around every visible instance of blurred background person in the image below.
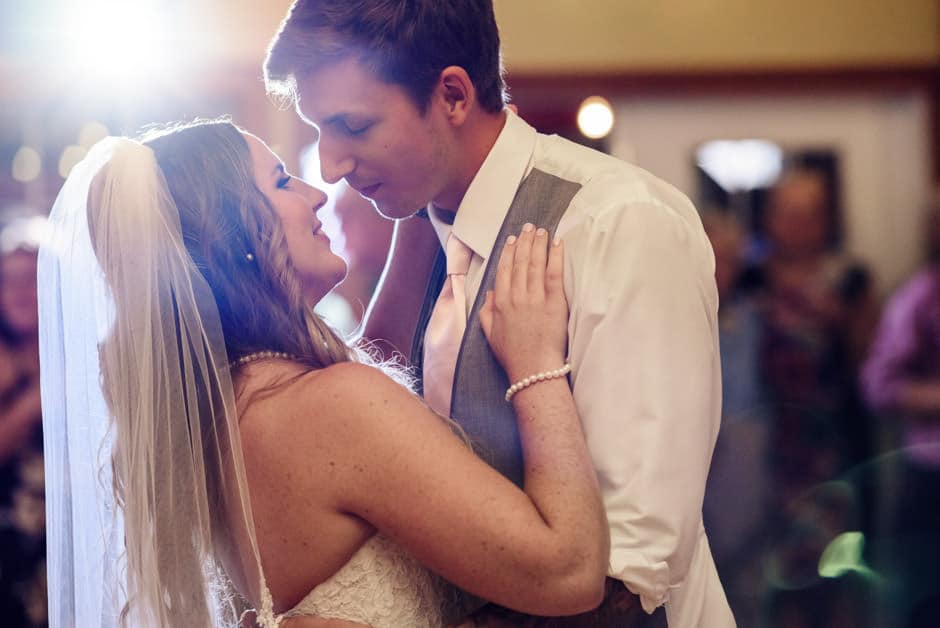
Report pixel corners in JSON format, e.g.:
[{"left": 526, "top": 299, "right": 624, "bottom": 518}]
[
  {"left": 702, "top": 210, "right": 774, "bottom": 628},
  {"left": 0, "top": 215, "right": 45, "bottom": 627},
  {"left": 861, "top": 193, "right": 940, "bottom": 628},
  {"left": 748, "top": 166, "right": 878, "bottom": 512},
  {"left": 735, "top": 166, "right": 882, "bottom": 627}
]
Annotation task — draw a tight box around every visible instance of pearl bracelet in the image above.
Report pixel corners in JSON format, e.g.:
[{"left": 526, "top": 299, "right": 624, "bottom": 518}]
[{"left": 505, "top": 363, "right": 572, "bottom": 402}]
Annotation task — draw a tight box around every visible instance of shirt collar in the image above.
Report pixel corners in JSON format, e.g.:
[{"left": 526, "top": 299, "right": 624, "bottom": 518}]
[{"left": 428, "top": 109, "right": 537, "bottom": 258}]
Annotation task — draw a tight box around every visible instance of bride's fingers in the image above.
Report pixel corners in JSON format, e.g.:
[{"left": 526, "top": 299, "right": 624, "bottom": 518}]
[
  {"left": 494, "top": 234, "right": 516, "bottom": 303},
  {"left": 479, "top": 290, "right": 494, "bottom": 340},
  {"left": 511, "top": 223, "right": 535, "bottom": 295},
  {"left": 528, "top": 227, "right": 549, "bottom": 297},
  {"left": 545, "top": 237, "right": 565, "bottom": 302}
]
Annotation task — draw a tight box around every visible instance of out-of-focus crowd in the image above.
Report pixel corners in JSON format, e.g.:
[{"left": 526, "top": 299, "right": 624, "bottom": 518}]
[
  {"left": 0, "top": 216, "right": 45, "bottom": 626},
  {"left": 703, "top": 167, "right": 940, "bottom": 628}
]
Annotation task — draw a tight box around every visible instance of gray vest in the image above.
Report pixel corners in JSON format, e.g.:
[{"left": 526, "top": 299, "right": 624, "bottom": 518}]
[
  {"left": 413, "top": 169, "right": 670, "bottom": 628},
  {"left": 414, "top": 169, "right": 581, "bottom": 485}
]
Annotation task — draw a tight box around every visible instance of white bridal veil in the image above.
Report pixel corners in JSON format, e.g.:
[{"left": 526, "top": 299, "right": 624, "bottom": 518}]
[{"left": 39, "top": 138, "right": 278, "bottom": 627}]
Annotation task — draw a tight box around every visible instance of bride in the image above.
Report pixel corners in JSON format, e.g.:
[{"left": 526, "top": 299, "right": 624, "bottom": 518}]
[{"left": 39, "top": 119, "right": 608, "bottom": 627}]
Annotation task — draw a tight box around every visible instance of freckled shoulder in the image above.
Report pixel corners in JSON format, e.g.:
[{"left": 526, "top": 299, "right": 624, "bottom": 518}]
[{"left": 237, "top": 361, "right": 412, "bottom": 461}]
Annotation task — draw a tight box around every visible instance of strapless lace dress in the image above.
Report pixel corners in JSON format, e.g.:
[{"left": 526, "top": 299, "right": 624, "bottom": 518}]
[{"left": 280, "top": 534, "right": 454, "bottom": 627}]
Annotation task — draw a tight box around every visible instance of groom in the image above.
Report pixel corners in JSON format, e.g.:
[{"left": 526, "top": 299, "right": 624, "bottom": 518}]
[{"left": 265, "top": 1, "right": 734, "bottom": 626}]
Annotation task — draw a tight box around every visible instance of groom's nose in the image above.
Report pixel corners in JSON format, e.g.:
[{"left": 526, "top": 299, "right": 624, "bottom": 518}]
[{"left": 318, "top": 136, "right": 355, "bottom": 185}]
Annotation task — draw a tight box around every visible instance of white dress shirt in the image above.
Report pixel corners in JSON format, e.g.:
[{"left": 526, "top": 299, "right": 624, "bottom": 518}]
[{"left": 429, "top": 110, "right": 735, "bottom": 627}]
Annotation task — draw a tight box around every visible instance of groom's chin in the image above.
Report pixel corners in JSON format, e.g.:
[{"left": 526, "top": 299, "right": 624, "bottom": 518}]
[{"left": 372, "top": 199, "right": 426, "bottom": 221}]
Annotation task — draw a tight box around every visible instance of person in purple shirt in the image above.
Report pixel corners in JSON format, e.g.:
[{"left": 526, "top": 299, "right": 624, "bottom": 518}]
[{"left": 861, "top": 198, "right": 940, "bottom": 627}]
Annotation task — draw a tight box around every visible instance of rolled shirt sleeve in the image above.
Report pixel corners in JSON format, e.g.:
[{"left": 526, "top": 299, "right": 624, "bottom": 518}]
[{"left": 558, "top": 182, "right": 723, "bottom": 615}]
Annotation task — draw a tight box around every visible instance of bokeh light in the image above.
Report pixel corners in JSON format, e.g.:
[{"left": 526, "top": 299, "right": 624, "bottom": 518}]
[
  {"left": 577, "top": 96, "right": 615, "bottom": 140},
  {"left": 63, "top": 0, "right": 175, "bottom": 87},
  {"left": 696, "top": 139, "right": 784, "bottom": 193},
  {"left": 0, "top": 215, "right": 51, "bottom": 253},
  {"left": 58, "top": 145, "right": 88, "bottom": 179},
  {"left": 79, "top": 121, "right": 111, "bottom": 149},
  {"left": 819, "top": 531, "right": 864, "bottom": 579},
  {"left": 11, "top": 146, "right": 42, "bottom": 183}
]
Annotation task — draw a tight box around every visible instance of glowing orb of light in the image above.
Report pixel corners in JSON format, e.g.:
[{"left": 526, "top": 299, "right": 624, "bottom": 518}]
[
  {"left": 80, "top": 122, "right": 111, "bottom": 148},
  {"left": 59, "top": 145, "right": 88, "bottom": 179},
  {"left": 12, "top": 147, "right": 42, "bottom": 183},
  {"left": 64, "top": 1, "right": 173, "bottom": 85},
  {"left": 696, "top": 140, "right": 784, "bottom": 193},
  {"left": 1, "top": 215, "right": 52, "bottom": 253},
  {"left": 577, "top": 96, "right": 615, "bottom": 140}
]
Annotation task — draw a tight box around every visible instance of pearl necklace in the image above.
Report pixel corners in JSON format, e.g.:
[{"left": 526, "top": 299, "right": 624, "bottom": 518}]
[{"left": 229, "top": 350, "right": 299, "bottom": 369}]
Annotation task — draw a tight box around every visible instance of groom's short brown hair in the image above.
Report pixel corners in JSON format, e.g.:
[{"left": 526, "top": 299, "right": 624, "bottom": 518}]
[{"left": 264, "top": 0, "right": 508, "bottom": 114}]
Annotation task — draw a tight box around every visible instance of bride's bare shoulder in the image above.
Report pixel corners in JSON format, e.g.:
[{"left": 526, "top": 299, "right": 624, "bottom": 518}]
[
  {"left": 291, "top": 361, "right": 411, "bottom": 411},
  {"left": 237, "top": 361, "right": 416, "bottom": 453}
]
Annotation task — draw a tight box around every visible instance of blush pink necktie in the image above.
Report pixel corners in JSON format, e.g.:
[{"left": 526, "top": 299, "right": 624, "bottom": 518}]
[{"left": 423, "top": 232, "right": 474, "bottom": 417}]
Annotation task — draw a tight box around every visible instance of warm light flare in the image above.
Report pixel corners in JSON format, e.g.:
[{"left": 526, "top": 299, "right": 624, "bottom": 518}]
[
  {"left": 696, "top": 140, "right": 783, "bottom": 193},
  {"left": 79, "top": 121, "right": 111, "bottom": 148},
  {"left": 12, "top": 147, "right": 42, "bottom": 183},
  {"left": 59, "top": 145, "right": 88, "bottom": 179},
  {"left": 577, "top": 96, "right": 615, "bottom": 140},
  {"left": 63, "top": 0, "right": 175, "bottom": 87}
]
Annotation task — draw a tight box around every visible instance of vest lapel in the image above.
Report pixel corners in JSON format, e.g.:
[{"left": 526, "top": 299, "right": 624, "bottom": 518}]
[{"left": 450, "top": 169, "right": 582, "bottom": 486}]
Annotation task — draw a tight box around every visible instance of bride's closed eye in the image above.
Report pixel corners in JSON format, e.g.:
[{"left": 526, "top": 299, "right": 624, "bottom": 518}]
[{"left": 277, "top": 174, "right": 293, "bottom": 190}]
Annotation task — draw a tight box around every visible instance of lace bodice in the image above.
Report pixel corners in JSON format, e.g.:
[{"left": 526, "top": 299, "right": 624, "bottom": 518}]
[{"left": 281, "top": 534, "right": 451, "bottom": 627}]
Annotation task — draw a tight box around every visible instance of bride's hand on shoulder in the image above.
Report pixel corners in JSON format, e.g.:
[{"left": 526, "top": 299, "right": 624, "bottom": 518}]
[{"left": 478, "top": 223, "right": 568, "bottom": 384}]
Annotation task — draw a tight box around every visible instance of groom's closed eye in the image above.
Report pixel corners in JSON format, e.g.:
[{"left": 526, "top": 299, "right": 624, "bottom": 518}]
[{"left": 329, "top": 116, "right": 373, "bottom": 137}]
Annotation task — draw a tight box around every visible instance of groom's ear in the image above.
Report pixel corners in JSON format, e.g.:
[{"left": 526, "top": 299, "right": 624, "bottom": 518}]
[{"left": 435, "top": 66, "right": 475, "bottom": 127}]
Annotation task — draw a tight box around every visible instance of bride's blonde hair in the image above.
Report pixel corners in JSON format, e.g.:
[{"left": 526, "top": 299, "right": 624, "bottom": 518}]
[
  {"left": 80, "top": 117, "right": 477, "bottom": 623},
  {"left": 142, "top": 119, "right": 353, "bottom": 370},
  {"left": 87, "top": 120, "right": 412, "bottom": 624}
]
